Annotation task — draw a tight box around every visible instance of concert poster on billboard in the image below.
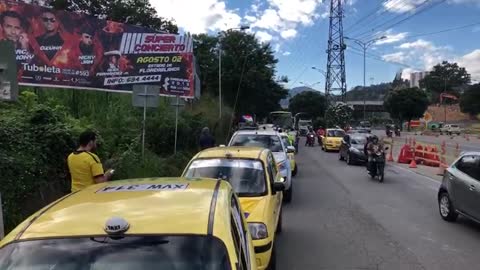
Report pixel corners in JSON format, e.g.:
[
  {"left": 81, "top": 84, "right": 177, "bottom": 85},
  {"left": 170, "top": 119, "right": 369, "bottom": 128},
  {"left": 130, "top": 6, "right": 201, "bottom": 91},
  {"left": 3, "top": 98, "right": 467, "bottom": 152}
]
[{"left": 0, "top": 0, "right": 194, "bottom": 97}]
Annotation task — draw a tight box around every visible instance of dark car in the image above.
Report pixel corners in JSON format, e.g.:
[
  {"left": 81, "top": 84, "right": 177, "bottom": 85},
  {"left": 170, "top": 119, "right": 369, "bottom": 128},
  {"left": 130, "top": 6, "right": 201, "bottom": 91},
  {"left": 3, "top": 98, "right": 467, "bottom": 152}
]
[{"left": 338, "top": 133, "right": 369, "bottom": 165}]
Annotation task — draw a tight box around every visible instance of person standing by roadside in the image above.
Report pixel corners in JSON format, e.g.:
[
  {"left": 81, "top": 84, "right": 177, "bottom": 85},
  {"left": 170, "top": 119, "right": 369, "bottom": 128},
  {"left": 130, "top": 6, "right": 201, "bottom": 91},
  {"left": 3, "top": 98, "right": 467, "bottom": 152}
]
[
  {"left": 67, "top": 131, "right": 113, "bottom": 192},
  {"left": 199, "top": 127, "right": 215, "bottom": 150}
]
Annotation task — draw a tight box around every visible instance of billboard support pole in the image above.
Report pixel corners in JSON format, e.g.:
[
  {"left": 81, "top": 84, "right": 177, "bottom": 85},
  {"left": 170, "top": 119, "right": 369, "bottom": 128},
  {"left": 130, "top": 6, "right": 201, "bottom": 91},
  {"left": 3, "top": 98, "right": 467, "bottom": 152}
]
[
  {"left": 0, "top": 193, "right": 4, "bottom": 240},
  {"left": 141, "top": 85, "right": 147, "bottom": 162},
  {"left": 174, "top": 95, "right": 180, "bottom": 154}
]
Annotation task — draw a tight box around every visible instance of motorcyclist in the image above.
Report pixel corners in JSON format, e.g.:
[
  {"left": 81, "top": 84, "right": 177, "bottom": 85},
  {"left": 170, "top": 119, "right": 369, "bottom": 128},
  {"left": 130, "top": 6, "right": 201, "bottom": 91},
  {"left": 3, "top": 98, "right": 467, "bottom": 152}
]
[
  {"left": 366, "top": 135, "right": 384, "bottom": 173},
  {"left": 305, "top": 126, "right": 315, "bottom": 146}
]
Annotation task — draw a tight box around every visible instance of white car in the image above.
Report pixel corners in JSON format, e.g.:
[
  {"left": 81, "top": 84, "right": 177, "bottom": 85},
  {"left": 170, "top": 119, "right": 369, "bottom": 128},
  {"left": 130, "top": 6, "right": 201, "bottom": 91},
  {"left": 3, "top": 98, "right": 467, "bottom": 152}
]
[
  {"left": 440, "top": 124, "right": 462, "bottom": 135},
  {"left": 229, "top": 130, "right": 294, "bottom": 203}
]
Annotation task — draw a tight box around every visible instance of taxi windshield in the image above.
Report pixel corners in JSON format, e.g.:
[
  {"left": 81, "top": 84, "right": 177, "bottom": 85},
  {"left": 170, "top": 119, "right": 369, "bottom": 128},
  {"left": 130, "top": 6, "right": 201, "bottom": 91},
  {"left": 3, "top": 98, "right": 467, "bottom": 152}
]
[
  {"left": 184, "top": 158, "right": 267, "bottom": 196},
  {"left": 230, "top": 134, "right": 283, "bottom": 152},
  {"left": 281, "top": 136, "right": 291, "bottom": 147},
  {"left": 327, "top": 130, "right": 345, "bottom": 137},
  {"left": 0, "top": 236, "right": 231, "bottom": 270}
]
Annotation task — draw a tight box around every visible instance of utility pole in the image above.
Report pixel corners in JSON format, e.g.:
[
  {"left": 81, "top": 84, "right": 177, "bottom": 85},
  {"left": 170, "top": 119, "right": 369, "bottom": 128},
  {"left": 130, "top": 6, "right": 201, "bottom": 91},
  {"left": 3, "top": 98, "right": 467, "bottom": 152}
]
[
  {"left": 325, "top": 0, "right": 347, "bottom": 105},
  {"left": 344, "top": 35, "right": 386, "bottom": 121}
]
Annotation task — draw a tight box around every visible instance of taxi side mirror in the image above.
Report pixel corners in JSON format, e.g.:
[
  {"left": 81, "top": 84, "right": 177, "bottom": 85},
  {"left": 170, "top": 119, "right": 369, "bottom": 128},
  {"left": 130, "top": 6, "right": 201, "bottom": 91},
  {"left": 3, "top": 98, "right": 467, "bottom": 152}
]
[{"left": 272, "top": 182, "right": 285, "bottom": 192}]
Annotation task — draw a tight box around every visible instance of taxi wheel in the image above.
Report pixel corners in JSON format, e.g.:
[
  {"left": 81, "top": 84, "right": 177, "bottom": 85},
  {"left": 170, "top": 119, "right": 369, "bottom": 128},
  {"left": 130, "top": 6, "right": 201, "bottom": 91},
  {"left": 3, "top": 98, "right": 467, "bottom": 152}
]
[
  {"left": 292, "top": 166, "right": 298, "bottom": 177},
  {"left": 276, "top": 210, "right": 283, "bottom": 234},
  {"left": 266, "top": 245, "right": 277, "bottom": 270},
  {"left": 283, "top": 185, "right": 293, "bottom": 203}
]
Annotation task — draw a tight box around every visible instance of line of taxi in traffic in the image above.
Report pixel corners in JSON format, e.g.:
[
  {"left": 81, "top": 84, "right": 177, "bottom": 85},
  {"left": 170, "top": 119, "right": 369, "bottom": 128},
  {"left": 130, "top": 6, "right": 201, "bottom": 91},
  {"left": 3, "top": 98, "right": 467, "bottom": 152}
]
[{"left": 0, "top": 129, "right": 294, "bottom": 270}]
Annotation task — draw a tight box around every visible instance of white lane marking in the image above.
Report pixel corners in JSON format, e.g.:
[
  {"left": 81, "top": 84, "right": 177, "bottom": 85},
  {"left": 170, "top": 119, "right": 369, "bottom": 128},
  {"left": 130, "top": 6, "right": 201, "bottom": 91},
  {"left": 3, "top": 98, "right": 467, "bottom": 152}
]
[{"left": 388, "top": 164, "right": 440, "bottom": 191}]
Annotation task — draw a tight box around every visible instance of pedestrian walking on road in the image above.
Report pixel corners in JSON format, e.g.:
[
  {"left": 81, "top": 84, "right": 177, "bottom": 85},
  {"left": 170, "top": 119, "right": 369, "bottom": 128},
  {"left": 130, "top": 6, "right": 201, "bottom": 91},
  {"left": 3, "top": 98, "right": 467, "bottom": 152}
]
[
  {"left": 67, "top": 130, "right": 113, "bottom": 192},
  {"left": 199, "top": 127, "right": 216, "bottom": 150}
]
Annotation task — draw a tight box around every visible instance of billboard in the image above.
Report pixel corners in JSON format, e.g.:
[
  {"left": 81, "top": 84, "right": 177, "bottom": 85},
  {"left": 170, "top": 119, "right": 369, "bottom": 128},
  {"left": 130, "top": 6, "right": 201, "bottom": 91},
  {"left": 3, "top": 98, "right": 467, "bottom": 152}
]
[{"left": 0, "top": 0, "right": 194, "bottom": 97}]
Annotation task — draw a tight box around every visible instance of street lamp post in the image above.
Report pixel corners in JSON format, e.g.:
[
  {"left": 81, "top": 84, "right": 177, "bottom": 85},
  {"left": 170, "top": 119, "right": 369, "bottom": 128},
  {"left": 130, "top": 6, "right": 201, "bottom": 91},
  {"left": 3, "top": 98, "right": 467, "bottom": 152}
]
[
  {"left": 218, "top": 26, "right": 250, "bottom": 119},
  {"left": 344, "top": 36, "right": 387, "bottom": 121}
]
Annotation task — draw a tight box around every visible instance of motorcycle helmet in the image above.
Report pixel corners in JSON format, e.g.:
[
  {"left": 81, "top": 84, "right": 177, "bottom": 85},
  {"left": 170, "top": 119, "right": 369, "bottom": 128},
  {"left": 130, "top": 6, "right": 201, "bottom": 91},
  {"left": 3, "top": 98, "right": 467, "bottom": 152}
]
[{"left": 371, "top": 135, "right": 379, "bottom": 143}]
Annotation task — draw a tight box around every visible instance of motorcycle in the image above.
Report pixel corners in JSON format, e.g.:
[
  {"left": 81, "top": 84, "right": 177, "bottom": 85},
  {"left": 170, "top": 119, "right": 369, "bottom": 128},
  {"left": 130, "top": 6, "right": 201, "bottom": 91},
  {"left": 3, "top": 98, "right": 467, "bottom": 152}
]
[
  {"left": 306, "top": 133, "right": 315, "bottom": 147},
  {"left": 394, "top": 128, "right": 401, "bottom": 137},
  {"left": 386, "top": 129, "right": 393, "bottom": 138},
  {"left": 368, "top": 146, "right": 388, "bottom": 182}
]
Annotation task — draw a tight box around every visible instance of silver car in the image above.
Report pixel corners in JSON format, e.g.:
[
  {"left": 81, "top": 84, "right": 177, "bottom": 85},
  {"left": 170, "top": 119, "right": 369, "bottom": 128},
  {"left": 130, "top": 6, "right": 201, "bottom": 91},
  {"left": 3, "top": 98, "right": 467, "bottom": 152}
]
[
  {"left": 438, "top": 152, "right": 480, "bottom": 223},
  {"left": 229, "top": 130, "right": 294, "bottom": 203}
]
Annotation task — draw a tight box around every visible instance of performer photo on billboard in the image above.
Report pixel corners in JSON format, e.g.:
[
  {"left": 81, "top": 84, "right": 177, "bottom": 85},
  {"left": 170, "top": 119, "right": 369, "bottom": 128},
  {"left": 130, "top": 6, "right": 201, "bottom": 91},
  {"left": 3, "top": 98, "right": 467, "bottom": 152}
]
[
  {"left": 0, "top": 10, "right": 29, "bottom": 50},
  {"left": 36, "top": 10, "right": 64, "bottom": 60}
]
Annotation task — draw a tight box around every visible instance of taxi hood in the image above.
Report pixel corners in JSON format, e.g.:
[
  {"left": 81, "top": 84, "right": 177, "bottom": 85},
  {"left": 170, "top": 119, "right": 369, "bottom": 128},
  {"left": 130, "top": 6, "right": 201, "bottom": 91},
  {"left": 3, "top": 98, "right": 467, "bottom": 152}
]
[
  {"left": 272, "top": 152, "right": 287, "bottom": 163},
  {"left": 239, "top": 197, "right": 268, "bottom": 221}
]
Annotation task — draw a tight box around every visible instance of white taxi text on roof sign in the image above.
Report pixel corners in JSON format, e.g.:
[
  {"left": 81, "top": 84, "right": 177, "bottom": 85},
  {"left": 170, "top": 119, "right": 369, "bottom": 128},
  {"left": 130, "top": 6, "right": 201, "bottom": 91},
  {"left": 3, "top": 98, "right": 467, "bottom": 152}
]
[{"left": 96, "top": 183, "right": 189, "bottom": 193}]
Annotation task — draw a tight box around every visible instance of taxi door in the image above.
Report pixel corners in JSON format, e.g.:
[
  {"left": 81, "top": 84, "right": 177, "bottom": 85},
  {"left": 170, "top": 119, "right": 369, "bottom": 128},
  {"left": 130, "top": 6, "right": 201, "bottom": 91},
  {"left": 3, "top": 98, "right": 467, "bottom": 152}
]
[
  {"left": 266, "top": 153, "right": 282, "bottom": 229},
  {"left": 230, "top": 194, "right": 257, "bottom": 269}
]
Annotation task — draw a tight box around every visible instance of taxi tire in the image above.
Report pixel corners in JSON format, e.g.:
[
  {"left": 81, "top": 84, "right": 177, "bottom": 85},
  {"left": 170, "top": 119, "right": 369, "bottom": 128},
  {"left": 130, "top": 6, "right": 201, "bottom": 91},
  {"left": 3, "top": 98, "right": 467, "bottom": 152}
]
[
  {"left": 292, "top": 166, "right": 298, "bottom": 177},
  {"left": 283, "top": 185, "right": 293, "bottom": 203},
  {"left": 266, "top": 244, "right": 277, "bottom": 270},
  {"left": 276, "top": 210, "right": 283, "bottom": 234}
]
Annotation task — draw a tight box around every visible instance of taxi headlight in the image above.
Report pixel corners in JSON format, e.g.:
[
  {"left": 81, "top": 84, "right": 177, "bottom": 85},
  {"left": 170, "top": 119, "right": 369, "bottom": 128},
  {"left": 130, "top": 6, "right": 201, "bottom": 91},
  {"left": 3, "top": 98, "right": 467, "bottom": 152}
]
[{"left": 248, "top": 222, "right": 268, "bottom": 240}]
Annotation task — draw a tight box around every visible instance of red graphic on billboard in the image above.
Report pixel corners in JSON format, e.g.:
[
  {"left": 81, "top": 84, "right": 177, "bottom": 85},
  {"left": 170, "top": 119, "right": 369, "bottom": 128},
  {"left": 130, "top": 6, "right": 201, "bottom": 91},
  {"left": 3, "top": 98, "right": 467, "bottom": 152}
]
[{"left": 0, "top": 0, "right": 194, "bottom": 97}]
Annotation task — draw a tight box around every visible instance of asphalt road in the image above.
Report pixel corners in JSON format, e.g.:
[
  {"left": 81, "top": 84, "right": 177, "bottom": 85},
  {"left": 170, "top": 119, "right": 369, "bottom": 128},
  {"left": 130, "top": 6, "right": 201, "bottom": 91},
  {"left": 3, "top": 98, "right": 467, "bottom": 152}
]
[{"left": 277, "top": 141, "right": 480, "bottom": 270}]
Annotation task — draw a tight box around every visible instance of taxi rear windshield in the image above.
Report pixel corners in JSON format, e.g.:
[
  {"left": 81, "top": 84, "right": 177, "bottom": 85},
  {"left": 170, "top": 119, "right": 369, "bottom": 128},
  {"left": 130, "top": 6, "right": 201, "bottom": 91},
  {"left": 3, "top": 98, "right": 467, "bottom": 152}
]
[
  {"left": 185, "top": 159, "right": 267, "bottom": 196},
  {"left": 230, "top": 134, "right": 283, "bottom": 152},
  {"left": 0, "top": 235, "right": 231, "bottom": 270}
]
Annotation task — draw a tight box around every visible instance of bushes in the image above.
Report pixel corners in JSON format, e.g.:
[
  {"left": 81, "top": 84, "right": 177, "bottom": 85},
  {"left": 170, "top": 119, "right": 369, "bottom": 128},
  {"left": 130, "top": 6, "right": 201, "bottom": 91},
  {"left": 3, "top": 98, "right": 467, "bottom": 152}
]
[{"left": 0, "top": 90, "right": 223, "bottom": 233}]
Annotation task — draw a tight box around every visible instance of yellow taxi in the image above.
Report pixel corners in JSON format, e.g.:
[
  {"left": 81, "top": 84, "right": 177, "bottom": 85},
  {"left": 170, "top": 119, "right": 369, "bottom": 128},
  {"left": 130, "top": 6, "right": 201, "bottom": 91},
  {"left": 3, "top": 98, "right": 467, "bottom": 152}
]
[
  {"left": 183, "top": 147, "right": 285, "bottom": 270},
  {"left": 279, "top": 132, "right": 298, "bottom": 176},
  {"left": 321, "top": 128, "right": 346, "bottom": 151},
  {"left": 0, "top": 178, "right": 257, "bottom": 270}
]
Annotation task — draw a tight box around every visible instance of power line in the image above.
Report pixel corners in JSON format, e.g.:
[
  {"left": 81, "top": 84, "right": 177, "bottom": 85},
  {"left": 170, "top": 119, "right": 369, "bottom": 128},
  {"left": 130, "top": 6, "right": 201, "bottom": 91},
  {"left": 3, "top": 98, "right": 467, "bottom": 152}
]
[
  {"left": 346, "top": 0, "right": 410, "bottom": 36},
  {"left": 344, "top": 0, "right": 392, "bottom": 33},
  {"left": 405, "top": 21, "right": 480, "bottom": 39},
  {"left": 347, "top": 45, "right": 411, "bottom": 67},
  {"left": 357, "top": 0, "right": 447, "bottom": 40}
]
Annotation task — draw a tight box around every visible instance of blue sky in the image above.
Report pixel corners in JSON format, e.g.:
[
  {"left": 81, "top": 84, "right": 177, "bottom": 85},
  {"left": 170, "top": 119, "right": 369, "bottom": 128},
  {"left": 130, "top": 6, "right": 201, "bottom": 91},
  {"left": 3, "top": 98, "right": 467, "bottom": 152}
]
[{"left": 152, "top": 0, "right": 480, "bottom": 91}]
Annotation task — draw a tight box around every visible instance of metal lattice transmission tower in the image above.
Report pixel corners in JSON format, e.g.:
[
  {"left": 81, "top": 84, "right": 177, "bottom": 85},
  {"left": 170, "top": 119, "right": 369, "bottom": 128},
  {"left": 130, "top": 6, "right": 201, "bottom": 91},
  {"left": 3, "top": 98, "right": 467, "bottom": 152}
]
[{"left": 325, "top": 0, "right": 347, "bottom": 103}]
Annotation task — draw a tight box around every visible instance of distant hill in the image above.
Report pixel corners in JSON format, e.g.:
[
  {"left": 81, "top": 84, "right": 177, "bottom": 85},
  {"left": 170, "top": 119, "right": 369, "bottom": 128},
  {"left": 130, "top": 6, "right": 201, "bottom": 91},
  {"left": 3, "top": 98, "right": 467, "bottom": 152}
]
[
  {"left": 346, "top": 83, "right": 392, "bottom": 101},
  {"left": 280, "top": 86, "right": 321, "bottom": 108}
]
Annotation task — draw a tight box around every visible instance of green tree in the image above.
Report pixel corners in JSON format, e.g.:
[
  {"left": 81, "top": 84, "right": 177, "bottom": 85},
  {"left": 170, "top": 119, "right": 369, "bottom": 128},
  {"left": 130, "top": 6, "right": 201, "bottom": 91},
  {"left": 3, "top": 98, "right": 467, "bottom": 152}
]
[
  {"left": 325, "top": 103, "right": 353, "bottom": 129},
  {"left": 50, "top": 0, "right": 178, "bottom": 33},
  {"left": 193, "top": 31, "right": 288, "bottom": 119},
  {"left": 420, "top": 61, "right": 471, "bottom": 102},
  {"left": 460, "top": 83, "right": 480, "bottom": 116},
  {"left": 288, "top": 91, "right": 326, "bottom": 119},
  {"left": 384, "top": 87, "right": 429, "bottom": 131}
]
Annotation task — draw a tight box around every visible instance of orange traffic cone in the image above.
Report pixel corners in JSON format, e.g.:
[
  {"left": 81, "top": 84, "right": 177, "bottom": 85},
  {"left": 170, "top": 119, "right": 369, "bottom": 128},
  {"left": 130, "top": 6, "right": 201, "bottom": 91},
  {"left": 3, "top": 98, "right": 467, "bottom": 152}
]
[{"left": 409, "top": 158, "right": 417, "bottom": 168}]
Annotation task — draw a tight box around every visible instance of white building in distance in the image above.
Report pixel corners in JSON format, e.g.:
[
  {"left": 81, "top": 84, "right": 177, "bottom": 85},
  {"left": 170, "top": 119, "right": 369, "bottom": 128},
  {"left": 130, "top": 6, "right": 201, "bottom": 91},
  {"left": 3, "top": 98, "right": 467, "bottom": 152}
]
[{"left": 410, "top": 71, "right": 430, "bottom": 88}]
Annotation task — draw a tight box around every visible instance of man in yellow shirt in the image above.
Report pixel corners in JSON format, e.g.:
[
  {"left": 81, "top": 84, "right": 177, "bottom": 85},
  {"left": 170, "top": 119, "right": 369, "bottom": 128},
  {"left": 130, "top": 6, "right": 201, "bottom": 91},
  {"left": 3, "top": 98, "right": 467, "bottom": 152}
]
[{"left": 67, "top": 131, "right": 113, "bottom": 192}]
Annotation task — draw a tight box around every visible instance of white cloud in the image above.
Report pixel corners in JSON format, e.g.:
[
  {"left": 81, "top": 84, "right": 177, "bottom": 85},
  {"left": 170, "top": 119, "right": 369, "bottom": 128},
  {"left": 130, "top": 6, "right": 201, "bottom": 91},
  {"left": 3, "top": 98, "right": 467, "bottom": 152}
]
[
  {"left": 382, "top": 39, "right": 453, "bottom": 70},
  {"left": 458, "top": 49, "right": 480, "bottom": 81},
  {"left": 383, "top": 0, "right": 426, "bottom": 13},
  {"left": 151, "top": 0, "right": 241, "bottom": 34},
  {"left": 256, "top": 31, "right": 274, "bottom": 42},
  {"left": 245, "top": 15, "right": 257, "bottom": 23},
  {"left": 283, "top": 51, "right": 291, "bottom": 56},
  {"left": 248, "top": 0, "right": 327, "bottom": 41},
  {"left": 281, "top": 29, "right": 297, "bottom": 39},
  {"left": 375, "top": 30, "right": 408, "bottom": 45},
  {"left": 397, "top": 39, "right": 435, "bottom": 50},
  {"left": 252, "top": 8, "right": 283, "bottom": 30},
  {"left": 382, "top": 52, "right": 408, "bottom": 63}
]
